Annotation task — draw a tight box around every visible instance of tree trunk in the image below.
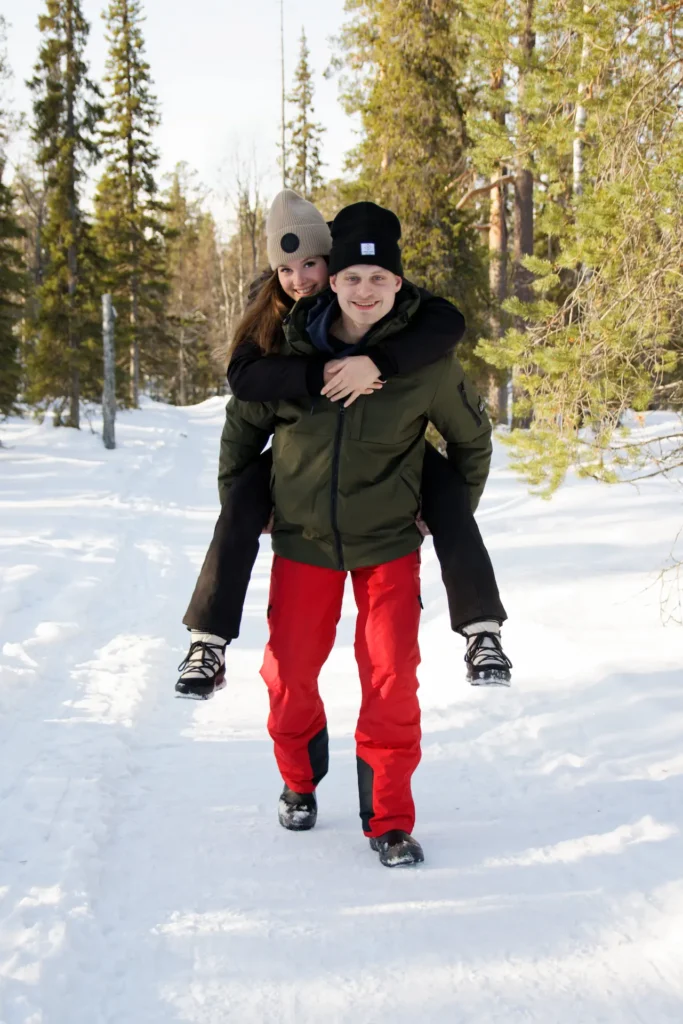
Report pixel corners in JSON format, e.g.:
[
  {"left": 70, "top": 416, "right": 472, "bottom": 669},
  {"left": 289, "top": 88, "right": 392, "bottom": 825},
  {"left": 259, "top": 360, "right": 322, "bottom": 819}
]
[
  {"left": 512, "top": 0, "right": 536, "bottom": 428},
  {"left": 66, "top": 0, "right": 80, "bottom": 429},
  {"left": 237, "top": 225, "right": 245, "bottom": 312},
  {"left": 487, "top": 74, "right": 509, "bottom": 425},
  {"left": 218, "top": 248, "right": 233, "bottom": 352},
  {"left": 178, "top": 325, "right": 187, "bottom": 406},
  {"left": 573, "top": 5, "right": 590, "bottom": 198},
  {"left": 488, "top": 174, "right": 509, "bottom": 424},
  {"left": 102, "top": 294, "right": 116, "bottom": 450},
  {"left": 125, "top": 0, "right": 140, "bottom": 408},
  {"left": 129, "top": 269, "right": 139, "bottom": 406},
  {"left": 513, "top": 167, "right": 534, "bottom": 302}
]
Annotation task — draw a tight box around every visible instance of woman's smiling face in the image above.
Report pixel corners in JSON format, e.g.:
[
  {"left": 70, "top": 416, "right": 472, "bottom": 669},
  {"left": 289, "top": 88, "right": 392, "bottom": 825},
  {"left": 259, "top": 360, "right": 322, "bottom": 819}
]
[{"left": 276, "top": 256, "right": 329, "bottom": 301}]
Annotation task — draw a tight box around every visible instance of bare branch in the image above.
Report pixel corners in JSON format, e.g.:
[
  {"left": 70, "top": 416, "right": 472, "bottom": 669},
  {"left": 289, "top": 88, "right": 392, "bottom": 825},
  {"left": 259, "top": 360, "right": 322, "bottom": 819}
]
[{"left": 455, "top": 174, "right": 515, "bottom": 210}]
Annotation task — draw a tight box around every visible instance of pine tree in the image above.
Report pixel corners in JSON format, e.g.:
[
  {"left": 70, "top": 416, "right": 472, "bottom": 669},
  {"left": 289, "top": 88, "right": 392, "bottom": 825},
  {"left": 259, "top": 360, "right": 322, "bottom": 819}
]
[
  {"left": 27, "top": 0, "right": 102, "bottom": 427},
  {"left": 478, "top": 0, "right": 683, "bottom": 489},
  {"left": 150, "top": 165, "right": 225, "bottom": 405},
  {"left": 0, "top": 21, "right": 26, "bottom": 416},
  {"left": 286, "top": 29, "right": 326, "bottom": 199},
  {"left": 0, "top": 169, "right": 26, "bottom": 417},
  {"left": 334, "top": 0, "right": 488, "bottom": 359},
  {"left": 455, "top": 0, "right": 558, "bottom": 421},
  {"left": 453, "top": 0, "right": 515, "bottom": 421},
  {"left": 97, "top": 0, "right": 166, "bottom": 406}
]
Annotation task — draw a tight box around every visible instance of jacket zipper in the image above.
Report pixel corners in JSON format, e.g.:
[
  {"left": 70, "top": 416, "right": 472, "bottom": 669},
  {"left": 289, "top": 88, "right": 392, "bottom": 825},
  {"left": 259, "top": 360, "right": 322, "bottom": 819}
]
[
  {"left": 458, "top": 381, "right": 482, "bottom": 427},
  {"left": 330, "top": 405, "right": 345, "bottom": 570}
]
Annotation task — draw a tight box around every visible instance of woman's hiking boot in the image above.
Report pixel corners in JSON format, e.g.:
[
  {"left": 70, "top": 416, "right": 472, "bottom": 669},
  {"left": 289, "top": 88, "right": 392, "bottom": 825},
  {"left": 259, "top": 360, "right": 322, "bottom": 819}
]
[
  {"left": 175, "top": 632, "right": 227, "bottom": 699},
  {"left": 462, "top": 621, "right": 512, "bottom": 686}
]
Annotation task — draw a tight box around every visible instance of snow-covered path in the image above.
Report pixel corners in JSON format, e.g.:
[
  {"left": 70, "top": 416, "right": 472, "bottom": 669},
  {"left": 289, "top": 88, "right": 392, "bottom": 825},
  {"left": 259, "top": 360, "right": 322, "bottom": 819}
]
[{"left": 1, "top": 399, "right": 682, "bottom": 1024}]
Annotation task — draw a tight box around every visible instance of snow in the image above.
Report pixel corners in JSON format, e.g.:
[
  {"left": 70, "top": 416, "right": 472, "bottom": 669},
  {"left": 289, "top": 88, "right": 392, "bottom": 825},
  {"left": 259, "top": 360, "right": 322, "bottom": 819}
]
[{"left": 1, "top": 397, "right": 682, "bottom": 1024}]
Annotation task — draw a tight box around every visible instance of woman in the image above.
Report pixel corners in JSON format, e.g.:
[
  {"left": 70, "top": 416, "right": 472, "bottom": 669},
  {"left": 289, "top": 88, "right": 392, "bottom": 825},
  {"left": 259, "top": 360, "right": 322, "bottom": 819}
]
[
  {"left": 177, "top": 190, "right": 511, "bottom": 700},
  {"left": 214, "top": 199, "right": 501, "bottom": 866}
]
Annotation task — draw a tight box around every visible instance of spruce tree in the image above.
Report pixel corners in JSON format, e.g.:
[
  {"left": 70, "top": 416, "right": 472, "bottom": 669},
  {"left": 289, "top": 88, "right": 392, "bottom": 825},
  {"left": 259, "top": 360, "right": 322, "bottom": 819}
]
[
  {"left": 456, "top": 0, "right": 557, "bottom": 421},
  {"left": 27, "top": 0, "right": 102, "bottom": 428},
  {"left": 149, "top": 165, "right": 225, "bottom": 405},
  {"left": 0, "top": 169, "right": 26, "bottom": 417},
  {"left": 478, "top": 0, "right": 683, "bottom": 489},
  {"left": 97, "top": 0, "right": 166, "bottom": 406},
  {"left": 335, "top": 0, "right": 487, "bottom": 357},
  {"left": 0, "top": 23, "right": 26, "bottom": 416},
  {"left": 286, "top": 29, "right": 325, "bottom": 199}
]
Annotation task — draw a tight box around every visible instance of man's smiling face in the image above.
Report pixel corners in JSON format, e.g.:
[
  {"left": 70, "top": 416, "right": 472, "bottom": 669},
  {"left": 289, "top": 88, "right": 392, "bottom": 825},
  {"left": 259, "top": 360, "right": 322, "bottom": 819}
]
[{"left": 330, "top": 265, "right": 402, "bottom": 327}]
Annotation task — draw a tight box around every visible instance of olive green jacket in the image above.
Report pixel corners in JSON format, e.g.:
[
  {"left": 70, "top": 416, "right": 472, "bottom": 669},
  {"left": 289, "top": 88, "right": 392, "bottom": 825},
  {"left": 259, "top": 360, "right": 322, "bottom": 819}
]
[{"left": 218, "top": 284, "right": 492, "bottom": 571}]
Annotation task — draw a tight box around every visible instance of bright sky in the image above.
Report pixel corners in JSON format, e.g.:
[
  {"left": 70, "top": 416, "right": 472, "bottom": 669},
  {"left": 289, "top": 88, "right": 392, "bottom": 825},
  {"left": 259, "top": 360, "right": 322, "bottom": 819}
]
[{"left": 3, "top": 0, "right": 359, "bottom": 228}]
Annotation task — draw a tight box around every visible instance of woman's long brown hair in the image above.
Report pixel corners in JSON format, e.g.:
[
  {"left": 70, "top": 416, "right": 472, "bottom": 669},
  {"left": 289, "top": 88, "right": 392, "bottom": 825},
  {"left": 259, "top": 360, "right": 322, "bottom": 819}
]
[{"left": 228, "top": 270, "right": 293, "bottom": 362}]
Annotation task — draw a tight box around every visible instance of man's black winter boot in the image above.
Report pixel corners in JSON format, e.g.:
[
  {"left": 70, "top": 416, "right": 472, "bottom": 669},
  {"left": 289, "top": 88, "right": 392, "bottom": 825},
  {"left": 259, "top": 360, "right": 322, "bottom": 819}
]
[
  {"left": 278, "top": 786, "right": 317, "bottom": 831},
  {"left": 369, "top": 830, "right": 424, "bottom": 867}
]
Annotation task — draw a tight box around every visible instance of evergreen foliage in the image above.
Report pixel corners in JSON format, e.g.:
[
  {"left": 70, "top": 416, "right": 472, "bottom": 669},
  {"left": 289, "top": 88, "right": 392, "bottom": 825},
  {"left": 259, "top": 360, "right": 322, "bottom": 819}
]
[
  {"left": 151, "top": 165, "right": 225, "bottom": 405},
  {"left": 26, "top": 0, "right": 103, "bottom": 427},
  {"left": 286, "top": 30, "right": 326, "bottom": 199},
  {"left": 0, "top": 22, "right": 26, "bottom": 416},
  {"left": 6, "top": 0, "right": 681, "bottom": 492},
  {"left": 477, "top": 0, "right": 683, "bottom": 490},
  {"left": 334, "top": 0, "right": 488, "bottom": 365},
  {"left": 0, "top": 168, "right": 25, "bottom": 417},
  {"left": 96, "top": 0, "right": 166, "bottom": 407}
]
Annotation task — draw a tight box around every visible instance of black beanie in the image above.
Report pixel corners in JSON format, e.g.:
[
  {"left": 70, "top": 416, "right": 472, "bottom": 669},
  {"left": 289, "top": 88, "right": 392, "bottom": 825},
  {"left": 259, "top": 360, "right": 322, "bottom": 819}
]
[{"left": 328, "top": 202, "right": 403, "bottom": 277}]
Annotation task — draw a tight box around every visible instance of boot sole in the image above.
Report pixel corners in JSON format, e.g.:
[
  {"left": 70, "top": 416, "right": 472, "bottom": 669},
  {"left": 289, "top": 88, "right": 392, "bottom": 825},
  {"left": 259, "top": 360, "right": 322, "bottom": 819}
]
[
  {"left": 468, "top": 669, "right": 511, "bottom": 687},
  {"left": 278, "top": 814, "right": 317, "bottom": 832},
  {"left": 369, "top": 837, "right": 424, "bottom": 867},
  {"left": 175, "top": 673, "right": 226, "bottom": 700},
  {"left": 278, "top": 804, "right": 317, "bottom": 832}
]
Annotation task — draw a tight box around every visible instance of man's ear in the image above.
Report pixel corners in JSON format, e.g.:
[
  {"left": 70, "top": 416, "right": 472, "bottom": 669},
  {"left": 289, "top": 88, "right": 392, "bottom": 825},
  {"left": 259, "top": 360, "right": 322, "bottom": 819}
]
[
  {"left": 329, "top": 274, "right": 339, "bottom": 294},
  {"left": 393, "top": 275, "right": 403, "bottom": 293}
]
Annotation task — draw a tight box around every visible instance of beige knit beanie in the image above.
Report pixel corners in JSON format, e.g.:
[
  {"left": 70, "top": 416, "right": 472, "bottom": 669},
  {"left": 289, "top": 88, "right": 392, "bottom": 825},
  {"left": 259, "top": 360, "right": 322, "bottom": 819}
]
[{"left": 266, "top": 189, "right": 332, "bottom": 269}]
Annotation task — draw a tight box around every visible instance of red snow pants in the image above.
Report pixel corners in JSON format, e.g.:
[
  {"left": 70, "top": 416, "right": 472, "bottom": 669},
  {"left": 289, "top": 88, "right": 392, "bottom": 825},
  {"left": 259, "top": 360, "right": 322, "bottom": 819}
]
[{"left": 260, "top": 552, "right": 422, "bottom": 837}]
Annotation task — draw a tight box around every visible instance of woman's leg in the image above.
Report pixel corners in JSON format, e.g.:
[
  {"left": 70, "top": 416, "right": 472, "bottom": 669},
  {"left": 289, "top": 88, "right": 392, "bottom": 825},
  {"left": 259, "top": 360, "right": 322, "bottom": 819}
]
[
  {"left": 420, "top": 442, "right": 507, "bottom": 633},
  {"left": 260, "top": 556, "right": 345, "bottom": 794},
  {"left": 183, "top": 450, "right": 273, "bottom": 641},
  {"left": 352, "top": 552, "right": 422, "bottom": 839}
]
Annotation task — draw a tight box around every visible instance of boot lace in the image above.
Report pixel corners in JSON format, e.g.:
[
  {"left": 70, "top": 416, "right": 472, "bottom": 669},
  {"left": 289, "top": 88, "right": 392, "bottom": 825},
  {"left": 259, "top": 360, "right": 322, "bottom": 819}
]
[
  {"left": 177, "top": 640, "right": 224, "bottom": 681},
  {"left": 465, "top": 632, "right": 512, "bottom": 670}
]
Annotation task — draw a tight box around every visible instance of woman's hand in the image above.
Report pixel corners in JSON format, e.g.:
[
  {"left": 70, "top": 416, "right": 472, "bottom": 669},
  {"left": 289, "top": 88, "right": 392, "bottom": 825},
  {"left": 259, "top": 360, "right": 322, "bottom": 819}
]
[
  {"left": 416, "top": 513, "right": 431, "bottom": 537},
  {"left": 262, "top": 510, "right": 274, "bottom": 535},
  {"left": 321, "top": 356, "right": 384, "bottom": 407}
]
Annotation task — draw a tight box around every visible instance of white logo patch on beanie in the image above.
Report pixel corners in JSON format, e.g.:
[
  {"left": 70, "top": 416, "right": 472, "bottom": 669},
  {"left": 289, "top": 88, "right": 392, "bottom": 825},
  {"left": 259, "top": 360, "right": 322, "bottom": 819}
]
[{"left": 360, "top": 242, "right": 376, "bottom": 255}]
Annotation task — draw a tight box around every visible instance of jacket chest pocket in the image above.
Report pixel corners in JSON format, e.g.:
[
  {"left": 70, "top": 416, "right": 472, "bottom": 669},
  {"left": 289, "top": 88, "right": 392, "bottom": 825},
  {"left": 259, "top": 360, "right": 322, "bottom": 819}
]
[
  {"left": 280, "top": 400, "right": 337, "bottom": 436},
  {"left": 349, "top": 386, "right": 424, "bottom": 446}
]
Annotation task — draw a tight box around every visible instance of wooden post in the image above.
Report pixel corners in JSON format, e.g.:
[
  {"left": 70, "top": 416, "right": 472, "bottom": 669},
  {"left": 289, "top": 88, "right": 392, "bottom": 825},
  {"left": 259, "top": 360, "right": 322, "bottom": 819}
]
[{"left": 102, "top": 294, "right": 116, "bottom": 450}]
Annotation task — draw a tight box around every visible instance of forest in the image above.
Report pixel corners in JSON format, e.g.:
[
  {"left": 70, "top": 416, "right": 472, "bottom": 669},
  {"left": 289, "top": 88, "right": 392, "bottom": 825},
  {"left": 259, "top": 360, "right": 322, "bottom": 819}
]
[{"left": 0, "top": 0, "right": 681, "bottom": 491}]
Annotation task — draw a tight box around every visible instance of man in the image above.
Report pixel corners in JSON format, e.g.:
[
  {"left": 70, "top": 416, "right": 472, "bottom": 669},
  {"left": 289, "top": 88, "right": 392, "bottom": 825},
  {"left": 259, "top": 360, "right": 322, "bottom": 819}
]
[{"left": 218, "top": 202, "right": 496, "bottom": 867}]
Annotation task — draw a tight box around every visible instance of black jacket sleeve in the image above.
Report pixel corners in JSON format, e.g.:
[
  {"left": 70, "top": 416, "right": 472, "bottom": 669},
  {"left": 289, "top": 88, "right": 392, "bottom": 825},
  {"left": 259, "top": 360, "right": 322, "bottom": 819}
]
[
  {"left": 227, "top": 339, "right": 327, "bottom": 401},
  {"left": 227, "top": 290, "right": 466, "bottom": 401},
  {"left": 370, "top": 291, "right": 466, "bottom": 381}
]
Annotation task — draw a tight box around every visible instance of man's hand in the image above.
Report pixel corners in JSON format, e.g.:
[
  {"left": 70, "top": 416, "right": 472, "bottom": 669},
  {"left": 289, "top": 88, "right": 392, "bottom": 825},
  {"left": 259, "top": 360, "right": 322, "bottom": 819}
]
[{"left": 321, "top": 356, "right": 384, "bottom": 407}]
